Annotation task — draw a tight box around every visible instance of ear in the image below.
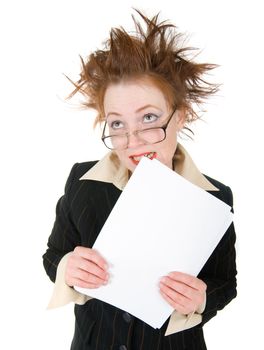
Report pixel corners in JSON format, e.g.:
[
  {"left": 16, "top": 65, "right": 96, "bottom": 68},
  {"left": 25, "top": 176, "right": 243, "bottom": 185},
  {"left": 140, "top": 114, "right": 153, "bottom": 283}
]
[{"left": 176, "top": 108, "right": 187, "bottom": 131}]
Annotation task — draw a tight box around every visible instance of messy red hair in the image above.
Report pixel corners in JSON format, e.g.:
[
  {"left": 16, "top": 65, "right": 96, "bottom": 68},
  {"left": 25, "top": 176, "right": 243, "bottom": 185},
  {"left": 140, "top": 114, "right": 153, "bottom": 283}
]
[{"left": 67, "top": 10, "right": 219, "bottom": 129}]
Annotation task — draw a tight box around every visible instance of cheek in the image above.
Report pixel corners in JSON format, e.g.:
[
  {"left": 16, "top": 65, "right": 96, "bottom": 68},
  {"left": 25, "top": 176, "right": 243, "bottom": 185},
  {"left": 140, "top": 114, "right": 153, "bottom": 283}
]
[
  {"left": 115, "top": 151, "right": 135, "bottom": 171},
  {"left": 115, "top": 150, "right": 126, "bottom": 164},
  {"left": 166, "top": 126, "right": 178, "bottom": 152},
  {"left": 163, "top": 132, "right": 177, "bottom": 153},
  {"left": 156, "top": 135, "right": 178, "bottom": 167}
]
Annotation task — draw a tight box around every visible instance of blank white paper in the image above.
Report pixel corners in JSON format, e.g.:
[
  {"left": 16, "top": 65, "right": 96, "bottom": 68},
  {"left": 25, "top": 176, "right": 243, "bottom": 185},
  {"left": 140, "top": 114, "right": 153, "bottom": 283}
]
[{"left": 75, "top": 157, "right": 233, "bottom": 329}]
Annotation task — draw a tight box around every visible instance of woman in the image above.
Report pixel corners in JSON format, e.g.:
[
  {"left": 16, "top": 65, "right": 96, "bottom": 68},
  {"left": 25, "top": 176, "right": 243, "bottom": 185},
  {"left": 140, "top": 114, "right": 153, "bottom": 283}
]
[{"left": 43, "top": 10, "right": 237, "bottom": 349}]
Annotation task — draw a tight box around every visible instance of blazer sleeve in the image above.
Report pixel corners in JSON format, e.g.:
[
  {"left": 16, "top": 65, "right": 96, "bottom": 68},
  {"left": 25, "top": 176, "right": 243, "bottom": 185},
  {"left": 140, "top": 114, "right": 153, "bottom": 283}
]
[
  {"left": 198, "top": 186, "right": 237, "bottom": 325},
  {"left": 42, "top": 163, "right": 81, "bottom": 282}
]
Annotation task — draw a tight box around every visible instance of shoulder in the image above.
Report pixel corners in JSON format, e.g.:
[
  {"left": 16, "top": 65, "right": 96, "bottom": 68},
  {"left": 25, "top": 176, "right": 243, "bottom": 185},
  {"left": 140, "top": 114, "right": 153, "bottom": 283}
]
[
  {"left": 63, "top": 161, "right": 122, "bottom": 216},
  {"left": 64, "top": 161, "right": 122, "bottom": 198},
  {"left": 64, "top": 161, "right": 98, "bottom": 193},
  {"left": 70, "top": 161, "right": 98, "bottom": 179},
  {"left": 204, "top": 174, "right": 234, "bottom": 208}
]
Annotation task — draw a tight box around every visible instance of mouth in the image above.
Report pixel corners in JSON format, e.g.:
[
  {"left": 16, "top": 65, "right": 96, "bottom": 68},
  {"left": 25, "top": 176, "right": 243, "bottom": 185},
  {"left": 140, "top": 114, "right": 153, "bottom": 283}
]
[{"left": 129, "top": 152, "right": 157, "bottom": 165}]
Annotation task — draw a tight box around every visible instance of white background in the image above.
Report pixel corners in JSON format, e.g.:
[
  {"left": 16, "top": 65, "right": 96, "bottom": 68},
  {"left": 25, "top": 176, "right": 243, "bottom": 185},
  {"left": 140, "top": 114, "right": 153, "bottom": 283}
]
[{"left": 1, "top": 0, "right": 263, "bottom": 348}]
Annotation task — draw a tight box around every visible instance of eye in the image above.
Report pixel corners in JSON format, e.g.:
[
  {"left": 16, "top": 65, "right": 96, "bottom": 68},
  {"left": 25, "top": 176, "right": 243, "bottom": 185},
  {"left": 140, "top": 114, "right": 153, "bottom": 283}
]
[
  {"left": 143, "top": 113, "right": 159, "bottom": 123},
  {"left": 110, "top": 120, "right": 124, "bottom": 129}
]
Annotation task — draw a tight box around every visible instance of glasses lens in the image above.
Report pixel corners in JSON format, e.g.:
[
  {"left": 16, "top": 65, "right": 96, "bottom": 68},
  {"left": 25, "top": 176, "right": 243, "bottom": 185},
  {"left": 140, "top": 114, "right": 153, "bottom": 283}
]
[
  {"left": 138, "top": 128, "right": 165, "bottom": 143},
  {"left": 103, "top": 135, "right": 128, "bottom": 150},
  {"left": 102, "top": 122, "right": 167, "bottom": 150}
]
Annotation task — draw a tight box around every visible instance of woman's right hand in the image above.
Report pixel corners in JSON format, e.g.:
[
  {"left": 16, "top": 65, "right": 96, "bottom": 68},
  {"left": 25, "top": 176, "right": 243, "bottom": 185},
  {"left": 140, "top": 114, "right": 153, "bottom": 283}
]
[{"left": 65, "top": 246, "right": 109, "bottom": 289}]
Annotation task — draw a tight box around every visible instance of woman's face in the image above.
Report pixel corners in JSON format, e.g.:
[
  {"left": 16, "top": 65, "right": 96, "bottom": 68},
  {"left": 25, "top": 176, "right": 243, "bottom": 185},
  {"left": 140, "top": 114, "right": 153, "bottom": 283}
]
[{"left": 103, "top": 80, "right": 185, "bottom": 172}]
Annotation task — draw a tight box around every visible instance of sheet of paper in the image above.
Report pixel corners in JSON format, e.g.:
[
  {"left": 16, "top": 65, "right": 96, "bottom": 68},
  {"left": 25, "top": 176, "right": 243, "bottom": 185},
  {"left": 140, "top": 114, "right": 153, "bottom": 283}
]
[{"left": 75, "top": 157, "right": 233, "bottom": 329}]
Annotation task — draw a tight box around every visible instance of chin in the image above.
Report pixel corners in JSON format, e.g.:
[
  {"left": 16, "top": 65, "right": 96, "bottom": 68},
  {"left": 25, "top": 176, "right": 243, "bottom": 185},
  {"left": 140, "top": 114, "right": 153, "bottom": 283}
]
[{"left": 127, "top": 164, "right": 136, "bottom": 173}]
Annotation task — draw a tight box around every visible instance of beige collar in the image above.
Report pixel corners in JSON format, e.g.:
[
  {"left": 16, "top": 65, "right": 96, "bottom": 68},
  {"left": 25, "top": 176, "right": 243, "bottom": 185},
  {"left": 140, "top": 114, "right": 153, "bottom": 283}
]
[{"left": 79, "top": 143, "right": 219, "bottom": 191}]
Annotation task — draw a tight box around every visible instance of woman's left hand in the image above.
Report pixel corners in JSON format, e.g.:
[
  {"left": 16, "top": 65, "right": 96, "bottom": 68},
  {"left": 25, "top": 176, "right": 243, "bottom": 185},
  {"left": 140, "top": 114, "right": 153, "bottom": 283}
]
[{"left": 159, "top": 271, "right": 207, "bottom": 315}]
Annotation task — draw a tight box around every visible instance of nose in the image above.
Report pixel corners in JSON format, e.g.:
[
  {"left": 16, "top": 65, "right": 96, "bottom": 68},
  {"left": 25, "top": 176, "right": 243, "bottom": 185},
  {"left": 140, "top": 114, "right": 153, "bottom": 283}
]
[{"left": 126, "top": 131, "right": 145, "bottom": 149}]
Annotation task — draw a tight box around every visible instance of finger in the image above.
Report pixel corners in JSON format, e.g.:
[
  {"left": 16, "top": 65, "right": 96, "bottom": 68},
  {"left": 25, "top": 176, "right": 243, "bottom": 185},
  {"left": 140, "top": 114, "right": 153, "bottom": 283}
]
[
  {"left": 70, "top": 277, "right": 103, "bottom": 289},
  {"left": 160, "top": 291, "right": 193, "bottom": 315},
  {"left": 74, "top": 247, "right": 108, "bottom": 270},
  {"left": 160, "top": 278, "right": 206, "bottom": 312},
  {"left": 75, "top": 268, "right": 108, "bottom": 286},
  {"left": 168, "top": 272, "right": 206, "bottom": 292},
  {"left": 66, "top": 255, "right": 108, "bottom": 287},
  {"left": 160, "top": 277, "right": 194, "bottom": 300},
  {"left": 159, "top": 281, "right": 190, "bottom": 306},
  {"left": 78, "top": 258, "right": 109, "bottom": 281}
]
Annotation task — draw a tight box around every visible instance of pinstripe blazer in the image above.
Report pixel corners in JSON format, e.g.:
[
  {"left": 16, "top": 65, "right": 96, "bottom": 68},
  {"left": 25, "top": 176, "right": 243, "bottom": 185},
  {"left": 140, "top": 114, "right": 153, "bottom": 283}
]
[{"left": 43, "top": 157, "right": 237, "bottom": 350}]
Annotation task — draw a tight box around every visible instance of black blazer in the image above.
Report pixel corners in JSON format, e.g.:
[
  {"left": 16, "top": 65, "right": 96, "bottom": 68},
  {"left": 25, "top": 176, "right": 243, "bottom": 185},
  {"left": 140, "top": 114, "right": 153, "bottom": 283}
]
[{"left": 43, "top": 161, "right": 237, "bottom": 350}]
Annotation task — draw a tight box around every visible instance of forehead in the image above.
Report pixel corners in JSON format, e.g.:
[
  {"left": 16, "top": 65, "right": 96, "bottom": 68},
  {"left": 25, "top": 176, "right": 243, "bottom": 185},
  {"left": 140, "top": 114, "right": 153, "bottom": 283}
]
[{"left": 103, "top": 80, "right": 169, "bottom": 115}]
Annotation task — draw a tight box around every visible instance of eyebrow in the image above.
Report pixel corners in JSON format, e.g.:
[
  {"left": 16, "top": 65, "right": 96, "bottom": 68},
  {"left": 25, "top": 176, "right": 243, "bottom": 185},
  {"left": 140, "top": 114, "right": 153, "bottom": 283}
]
[{"left": 106, "top": 104, "right": 162, "bottom": 118}]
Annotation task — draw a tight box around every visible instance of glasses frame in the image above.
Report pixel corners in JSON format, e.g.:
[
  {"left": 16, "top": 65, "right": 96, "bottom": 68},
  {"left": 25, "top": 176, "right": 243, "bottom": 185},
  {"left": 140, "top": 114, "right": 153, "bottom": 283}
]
[{"left": 101, "top": 107, "right": 177, "bottom": 150}]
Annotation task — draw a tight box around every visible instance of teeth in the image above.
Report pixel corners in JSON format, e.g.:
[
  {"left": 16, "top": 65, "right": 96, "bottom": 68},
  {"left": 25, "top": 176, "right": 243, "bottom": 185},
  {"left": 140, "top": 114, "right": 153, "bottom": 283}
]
[
  {"left": 132, "top": 152, "right": 155, "bottom": 162},
  {"left": 144, "top": 152, "right": 155, "bottom": 159}
]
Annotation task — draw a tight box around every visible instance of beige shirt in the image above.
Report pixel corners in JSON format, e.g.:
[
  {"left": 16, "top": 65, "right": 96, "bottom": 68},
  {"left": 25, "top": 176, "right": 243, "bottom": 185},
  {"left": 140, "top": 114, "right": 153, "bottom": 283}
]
[{"left": 47, "top": 143, "right": 218, "bottom": 336}]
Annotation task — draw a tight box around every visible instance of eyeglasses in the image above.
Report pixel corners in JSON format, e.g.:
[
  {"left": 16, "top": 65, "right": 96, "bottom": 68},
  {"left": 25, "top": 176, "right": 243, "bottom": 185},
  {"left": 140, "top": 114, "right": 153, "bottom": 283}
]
[{"left": 101, "top": 107, "right": 177, "bottom": 150}]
